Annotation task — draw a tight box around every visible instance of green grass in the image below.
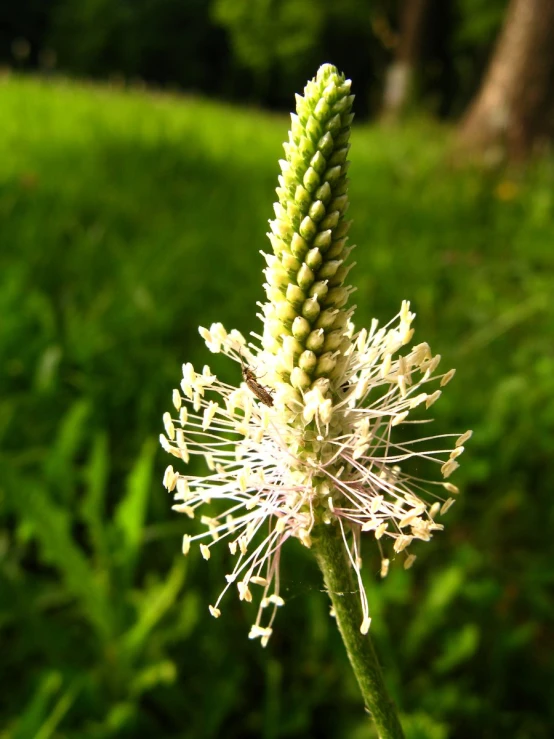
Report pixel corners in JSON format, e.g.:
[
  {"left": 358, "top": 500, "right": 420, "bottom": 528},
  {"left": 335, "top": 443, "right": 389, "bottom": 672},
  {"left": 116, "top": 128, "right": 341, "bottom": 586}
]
[{"left": 1, "top": 75, "right": 553, "bottom": 738}]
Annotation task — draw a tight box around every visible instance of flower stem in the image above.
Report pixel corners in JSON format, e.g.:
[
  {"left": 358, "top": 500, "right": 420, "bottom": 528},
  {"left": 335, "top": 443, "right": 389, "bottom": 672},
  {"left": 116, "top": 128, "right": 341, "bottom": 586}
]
[{"left": 313, "top": 525, "right": 405, "bottom": 739}]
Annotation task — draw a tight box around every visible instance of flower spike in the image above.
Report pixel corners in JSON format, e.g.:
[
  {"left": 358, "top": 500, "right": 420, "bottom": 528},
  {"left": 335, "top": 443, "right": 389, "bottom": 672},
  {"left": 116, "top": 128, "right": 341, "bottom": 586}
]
[{"left": 160, "top": 65, "right": 471, "bottom": 644}]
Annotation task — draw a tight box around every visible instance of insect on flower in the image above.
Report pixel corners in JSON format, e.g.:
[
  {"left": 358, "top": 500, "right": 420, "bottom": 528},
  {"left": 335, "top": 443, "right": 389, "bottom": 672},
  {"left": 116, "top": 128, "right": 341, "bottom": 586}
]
[{"left": 240, "top": 350, "right": 274, "bottom": 407}]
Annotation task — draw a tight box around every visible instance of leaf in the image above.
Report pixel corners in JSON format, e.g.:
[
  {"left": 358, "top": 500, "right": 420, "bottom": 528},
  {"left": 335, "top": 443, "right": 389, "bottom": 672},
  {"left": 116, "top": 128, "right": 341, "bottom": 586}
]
[
  {"left": 81, "top": 431, "right": 110, "bottom": 567},
  {"left": 11, "top": 476, "right": 113, "bottom": 641},
  {"left": 121, "top": 557, "right": 186, "bottom": 661},
  {"left": 112, "top": 438, "right": 156, "bottom": 584},
  {"left": 11, "top": 672, "right": 81, "bottom": 739},
  {"left": 43, "top": 399, "right": 91, "bottom": 502}
]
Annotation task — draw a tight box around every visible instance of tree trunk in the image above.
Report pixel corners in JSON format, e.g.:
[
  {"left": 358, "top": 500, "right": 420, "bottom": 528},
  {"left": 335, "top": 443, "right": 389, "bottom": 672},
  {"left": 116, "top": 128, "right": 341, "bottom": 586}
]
[
  {"left": 381, "top": 0, "right": 431, "bottom": 120},
  {"left": 458, "top": 0, "right": 554, "bottom": 160}
]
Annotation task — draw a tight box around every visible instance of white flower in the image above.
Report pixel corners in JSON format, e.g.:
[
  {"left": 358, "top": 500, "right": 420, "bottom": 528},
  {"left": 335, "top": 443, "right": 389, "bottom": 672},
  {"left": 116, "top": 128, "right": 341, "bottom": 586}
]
[
  {"left": 161, "top": 64, "right": 471, "bottom": 644},
  {"left": 160, "top": 312, "right": 471, "bottom": 645}
]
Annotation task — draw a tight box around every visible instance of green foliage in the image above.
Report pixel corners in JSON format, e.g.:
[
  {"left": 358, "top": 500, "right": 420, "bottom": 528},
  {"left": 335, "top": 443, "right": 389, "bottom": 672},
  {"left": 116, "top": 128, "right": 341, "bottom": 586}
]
[
  {"left": 212, "top": 0, "right": 324, "bottom": 87},
  {"left": 1, "top": 76, "right": 553, "bottom": 737}
]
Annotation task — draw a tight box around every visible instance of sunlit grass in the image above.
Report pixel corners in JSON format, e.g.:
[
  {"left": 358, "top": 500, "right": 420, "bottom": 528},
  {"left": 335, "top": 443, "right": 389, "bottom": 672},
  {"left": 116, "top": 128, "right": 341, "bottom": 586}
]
[{"left": 1, "top": 74, "right": 553, "bottom": 738}]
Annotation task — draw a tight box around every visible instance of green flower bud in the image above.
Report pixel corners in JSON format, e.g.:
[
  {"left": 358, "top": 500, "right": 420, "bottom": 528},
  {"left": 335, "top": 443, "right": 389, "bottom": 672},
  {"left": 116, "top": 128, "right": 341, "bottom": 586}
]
[
  {"left": 281, "top": 252, "right": 302, "bottom": 274},
  {"left": 302, "top": 296, "right": 320, "bottom": 322},
  {"left": 325, "top": 286, "right": 349, "bottom": 309},
  {"left": 323, "top": 329, "right": 344, "bottom": 352},
  {"left": 292, "top": 316, "right": 311, "bottom": 340},
  {"left": 305, "top": 248, "right": 322, "bottom": 271},
  {"left": 262, "top": 64, "right": 356, "bottom": 396},
  {"left": 314, "top": 181, "right": 332, "bottom": 203},
  {"left": 309, "top": 281, "right": 329, "bottom": 302},
  {"left": 299, "top": 350, "right": 318, "bottom": 373},
  {"left": 318, "top": 259, "right": 342, "bottom": 280},
  {"left": 326, "top": 237, "right": 347, "bottom": 258},
  {"left": 299, "top": 216, "right": 317, "bottom": 241},
  {"left": 315, "top": 352, "right": 338, "bottom": 377},
  {"left": 295, "top": 185, "right": 311, "bottom": 208},
  {"left": 286, "top": 284, "right": 305, "bottom": 307},
  {"left": 309, "top": 200, "right": 326, "bottom": 222},
  {"left": 313, "top": 230, "right": 333, "bottom": 252},
  {"left": 317, "top": 133, "right": 334, "bottom": 157},
  {"left": 310, "top": 151, "right": 327, "bottom": 174},
  {"left": 291, "top": 366, "right": 312, "bottom": 390},
  {"left": 306, "top": 328, "right": 325, "bottom": 352},
  {"left": 314, "top": 97, "right": 331, "bottom": 121},
  {"left": 321, "top": 211, "right": 340, "bottom": 230},
  {"left": 275, "top": 300, "right": 298, "bottom": 324},
  {"left": 303, "top": 167, "right": 320, "bottom": 192},
  {"left": 297, "top": 263, "right": 315, "bottom": 289},
  {"left": 290, "top": 232, "right": 309, "bottom": 258}
]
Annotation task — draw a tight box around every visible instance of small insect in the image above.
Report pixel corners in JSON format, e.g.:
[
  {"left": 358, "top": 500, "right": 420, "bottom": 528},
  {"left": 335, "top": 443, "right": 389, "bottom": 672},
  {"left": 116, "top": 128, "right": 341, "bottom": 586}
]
[{"left": 239, "top": 350, "right": 274, "bottom": 407}]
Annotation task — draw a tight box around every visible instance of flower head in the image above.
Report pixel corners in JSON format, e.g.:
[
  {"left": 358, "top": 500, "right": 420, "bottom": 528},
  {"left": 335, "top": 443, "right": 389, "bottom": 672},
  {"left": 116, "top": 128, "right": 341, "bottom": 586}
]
[{"left": 160, "top": 65, "right": 471, "bottom": 644}]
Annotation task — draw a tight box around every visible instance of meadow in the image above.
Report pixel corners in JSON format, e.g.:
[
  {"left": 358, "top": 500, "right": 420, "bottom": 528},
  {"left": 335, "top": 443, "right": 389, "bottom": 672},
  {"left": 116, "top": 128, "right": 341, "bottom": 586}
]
[{"left": 1, "top": 75, "right": 553, "bottom": 738}]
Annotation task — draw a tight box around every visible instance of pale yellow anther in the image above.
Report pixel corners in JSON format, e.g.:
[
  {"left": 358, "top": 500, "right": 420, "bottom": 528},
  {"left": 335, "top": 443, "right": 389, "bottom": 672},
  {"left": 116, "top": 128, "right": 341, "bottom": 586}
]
[
  {"left": 163, "top": 412, "right": 176, "bottom": 440},
  {"left": 163, "top": 465, "right": 176, "bottom": 491},
  {"left": 425, "top": 390, "right": 441, "bottom": 409},
  {"left": 179, "top": 406, "right": 188, "bottom": 425},
  {"left": 429, "top": 502, "right": 441, "bottom": 517},
  {"left": 440, "top": 498, "right": 455, "bottom": 515},
  {"left": 182, "top": 535, "right": 191, "bottom": 555},
  {"left": 392, "top": 410, "right": 409, "bottom": 426},
  {"left": 176, "top": 477, "right": 190, "bottom": 499},
  {"left": 238, "top": 466, "right": 250, "bottom": 493},
  {"left": 404, "top": 553, "right": 417, "bottom": 569},
  {"left": 428, "top": 354, "right": 441, "bottom": 373},
  {"left": 172, "top": 389, "right": 182, "bottom": 410},
  {"left": 250, "top": 576, "right": 268, "bottom": 586},
  {"left": 193, "top": 392, "right": 202, "bottom": 412},
  {"left": 360, "top": 616, "right": 371, "bottom": 635},
  {"left": 442, "top": 482, "right": 459, "bottom": 495},
  {"left": 393, "top": 534, "right": 413, "bottom": 553},
  {"left": 173, "top": 503, "right": 195, "bottom": 518},
  {"left": 275, "top": 518, "right": 287, "bottom": 534},
  {"left": 409, "top": 393, "right": 427, "bottom": 409},
  {"left": 380, "top": 558, "right": 390, "bottom": 578},
  {"left": 398, "top": 375, "right": 407, "bottom": 398},
  {"left": 178, "top": 438, "right": 190, "bottom": 464},
  {"left": 401, "top": 327, "right": 415, "bottom": 345},
  {"left": 159, "top": 433, "right": 171, "bottom": 453},
  {"left": 361, "top": 518, "right": 379, "bottom": 531},
  {"left": 456, "top": 429, "right": 473, "bottom": 447},
  {"left": 320, "top": 399, "right": 333, "bottom": 424},
  {"left": 375, "top": 522, "right": 388, "bottom": 539},
  {"left": 209, "top": 605, "right": 221, "bottom": 618},
  {"left": 440, "top": 368, "right": 456, "bottom": 387},
  {"left": 198, "top": 326, "right": 211, "bottom": 343},
  {"left": 399, "top": 513, "right": 419, "bottom": 529},
  {"left": 370, "top": 495, "right": 384, "bottom": 514},
  {"left": 200, "top": 544, "right": 211, "bottom": 560},
  {"left": 298, "top": 529, "right": 312, "bottom": 548},
  {"left": 237, "top": 582, "right": 253, "bottom": 602},
  {"left": 380, "top": 352, "right": 392, "bottom": 378},
  {"left": 353, "top": 443, "right": 369, "bottom": 460},
  {"left": 441, "top": 459, "right": 459, "bottom": 478},
  {"left": 410, "top": 519, "right": 431, "bottom": 541}
]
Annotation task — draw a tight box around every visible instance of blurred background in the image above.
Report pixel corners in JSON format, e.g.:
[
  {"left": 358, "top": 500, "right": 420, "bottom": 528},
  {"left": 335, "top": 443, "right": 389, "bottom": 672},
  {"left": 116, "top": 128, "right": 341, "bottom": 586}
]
[{"left": 1, "top": 1, "right": 553, "bottom": 737}]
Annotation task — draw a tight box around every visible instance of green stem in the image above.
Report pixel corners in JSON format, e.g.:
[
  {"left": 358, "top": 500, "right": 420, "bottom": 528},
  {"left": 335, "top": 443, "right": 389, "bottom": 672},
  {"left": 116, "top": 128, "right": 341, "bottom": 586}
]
[{"left": 313, "top": 525, "right": 405, "bottom": 739}]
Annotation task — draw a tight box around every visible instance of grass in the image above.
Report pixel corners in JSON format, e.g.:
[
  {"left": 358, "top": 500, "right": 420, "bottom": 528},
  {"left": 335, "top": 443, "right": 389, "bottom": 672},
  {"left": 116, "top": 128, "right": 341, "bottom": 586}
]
[{"left": 1, "top": 74, "right": 553, "bottom": 738}]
